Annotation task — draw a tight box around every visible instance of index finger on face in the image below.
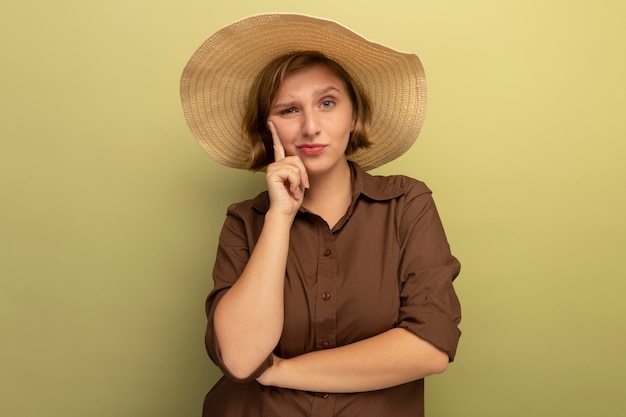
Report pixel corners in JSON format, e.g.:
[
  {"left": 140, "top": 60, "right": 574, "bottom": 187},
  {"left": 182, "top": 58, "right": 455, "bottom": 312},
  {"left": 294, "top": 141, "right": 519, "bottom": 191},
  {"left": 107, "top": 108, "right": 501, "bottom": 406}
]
[{"left": 267, "top": 120, "right": 285, "bottom": 161}]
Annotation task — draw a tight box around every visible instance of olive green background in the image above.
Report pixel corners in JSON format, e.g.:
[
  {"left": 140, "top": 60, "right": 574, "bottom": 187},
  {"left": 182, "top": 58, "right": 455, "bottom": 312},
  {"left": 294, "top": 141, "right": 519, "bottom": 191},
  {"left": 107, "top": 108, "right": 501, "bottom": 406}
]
[{"left": 2, "top": 1, "right": 625, "bottom": 416}]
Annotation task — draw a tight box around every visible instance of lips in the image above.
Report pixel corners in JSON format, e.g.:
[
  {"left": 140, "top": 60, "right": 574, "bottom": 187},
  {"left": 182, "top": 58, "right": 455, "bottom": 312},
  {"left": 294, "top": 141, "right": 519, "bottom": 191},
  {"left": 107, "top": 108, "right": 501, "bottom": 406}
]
[{"left": 297, "top": 144, "right": 327, "bottom": 156}]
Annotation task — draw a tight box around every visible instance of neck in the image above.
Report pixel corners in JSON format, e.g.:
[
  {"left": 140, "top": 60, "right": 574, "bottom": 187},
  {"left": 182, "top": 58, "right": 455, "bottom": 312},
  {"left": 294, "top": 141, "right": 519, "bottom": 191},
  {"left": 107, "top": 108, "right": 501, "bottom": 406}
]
[{"left": 303, "top": 160, "right": 352, "bottom": 226}]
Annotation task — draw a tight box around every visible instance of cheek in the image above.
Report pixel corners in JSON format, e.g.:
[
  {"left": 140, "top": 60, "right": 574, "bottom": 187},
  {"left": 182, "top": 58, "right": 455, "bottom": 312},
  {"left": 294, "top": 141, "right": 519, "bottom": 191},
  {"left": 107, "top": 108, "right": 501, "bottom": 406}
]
[{"left": 269, "top": 121, "right": 297, "bottom": 149}]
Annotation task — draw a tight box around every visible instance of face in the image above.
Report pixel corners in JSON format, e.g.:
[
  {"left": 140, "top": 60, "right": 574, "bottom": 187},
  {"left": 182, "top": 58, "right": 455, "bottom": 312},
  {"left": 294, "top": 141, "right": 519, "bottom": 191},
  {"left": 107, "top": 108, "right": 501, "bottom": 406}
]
[{"left": 268, "top": 65, "right": 356, "bottom": 177}]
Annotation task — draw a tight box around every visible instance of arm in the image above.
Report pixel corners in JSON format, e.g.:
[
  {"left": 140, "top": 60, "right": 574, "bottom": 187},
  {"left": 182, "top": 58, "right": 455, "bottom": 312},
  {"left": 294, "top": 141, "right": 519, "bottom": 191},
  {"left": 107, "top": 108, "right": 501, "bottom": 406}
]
[
  {"left": 213, "top": 212, "right": 291, "bottom": 380},
  {"left": 257, "top": 328, "right": 449, "bottom": 393},
  {"left": 213, "top": 122, "right": 309, "bottom": 380}
]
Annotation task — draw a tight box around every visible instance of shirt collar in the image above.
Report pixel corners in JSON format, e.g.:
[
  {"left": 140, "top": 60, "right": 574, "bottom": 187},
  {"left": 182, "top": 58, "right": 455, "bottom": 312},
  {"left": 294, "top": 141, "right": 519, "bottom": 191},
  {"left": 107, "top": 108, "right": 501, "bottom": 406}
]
[
  {"left": 350, "top": 160, "right": 405, "bottom": 202},
  {"left": 251, "top": 161, "right": 405, "bottom": 213}
]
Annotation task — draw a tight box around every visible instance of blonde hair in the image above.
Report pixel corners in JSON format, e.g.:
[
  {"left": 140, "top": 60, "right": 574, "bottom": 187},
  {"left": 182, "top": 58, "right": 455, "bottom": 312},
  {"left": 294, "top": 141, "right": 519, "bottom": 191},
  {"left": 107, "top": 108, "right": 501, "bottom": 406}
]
[{"left": 243, "top": 51, "right": 372, "bottom": 170}]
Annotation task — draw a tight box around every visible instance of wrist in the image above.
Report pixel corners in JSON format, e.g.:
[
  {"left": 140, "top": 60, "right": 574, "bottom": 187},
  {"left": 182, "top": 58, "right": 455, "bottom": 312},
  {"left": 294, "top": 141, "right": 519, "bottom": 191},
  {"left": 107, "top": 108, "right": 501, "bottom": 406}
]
[{"left": 265, "top": 209, "right": 297, "bottom": 226}]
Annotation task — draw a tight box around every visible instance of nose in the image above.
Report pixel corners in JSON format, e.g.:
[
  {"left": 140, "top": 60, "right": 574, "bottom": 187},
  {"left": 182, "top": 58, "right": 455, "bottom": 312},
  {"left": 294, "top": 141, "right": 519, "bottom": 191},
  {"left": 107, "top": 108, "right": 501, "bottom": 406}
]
[{"left": 301, "top": 110, "right": 321, "bottom": 138}]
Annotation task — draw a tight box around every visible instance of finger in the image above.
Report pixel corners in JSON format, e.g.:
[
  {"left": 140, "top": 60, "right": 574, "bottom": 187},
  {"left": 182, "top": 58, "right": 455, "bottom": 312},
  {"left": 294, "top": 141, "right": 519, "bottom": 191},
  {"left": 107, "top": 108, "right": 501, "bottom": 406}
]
[
  {"left": 267, "top": 121, "right": 285, "bottom": 161},
  {"left": 267, "top": 163, "right": 303, "bottom": 200},
  {"left": 276, "top": 156, "right": 309, "bottom": 192},
  {"left": 289, "top": 179, "right": 302, "bottom": 201},
  {"left": 282, "top": 165, "right": 304, "bottom": 200},
  {"left": 291, "top": 156, "right": 310, "bottom": 190}
]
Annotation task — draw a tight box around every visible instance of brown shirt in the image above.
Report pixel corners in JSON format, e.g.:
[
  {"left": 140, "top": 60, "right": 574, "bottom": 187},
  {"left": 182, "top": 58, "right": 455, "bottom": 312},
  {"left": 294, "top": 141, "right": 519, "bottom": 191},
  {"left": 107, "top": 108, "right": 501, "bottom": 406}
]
[{"left": 203, "top": 162, "right": 461, "bottom": 417}]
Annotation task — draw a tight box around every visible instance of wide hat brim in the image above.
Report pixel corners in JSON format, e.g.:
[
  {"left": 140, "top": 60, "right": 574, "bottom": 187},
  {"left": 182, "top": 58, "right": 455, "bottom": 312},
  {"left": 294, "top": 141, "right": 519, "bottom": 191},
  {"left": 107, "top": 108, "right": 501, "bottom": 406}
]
[{"left": 180, "top": 13, "right": 427, "bottom": 171}]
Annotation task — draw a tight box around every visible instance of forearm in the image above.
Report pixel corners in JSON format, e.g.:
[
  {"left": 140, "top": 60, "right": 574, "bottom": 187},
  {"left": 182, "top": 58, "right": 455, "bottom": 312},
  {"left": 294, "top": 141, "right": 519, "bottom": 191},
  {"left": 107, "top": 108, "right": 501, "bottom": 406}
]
[
  {"left": 214, "top": 211, "right": 292, "bottom": 379},
  {"left": 259, "top": 328, "right": 449, "bottom": 393}
]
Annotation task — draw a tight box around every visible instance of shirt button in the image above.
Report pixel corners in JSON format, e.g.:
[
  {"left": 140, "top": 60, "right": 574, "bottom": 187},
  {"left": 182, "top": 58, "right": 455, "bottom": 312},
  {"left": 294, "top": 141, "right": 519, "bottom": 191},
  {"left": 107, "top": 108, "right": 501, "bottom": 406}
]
[
  {"left": 323, "top": 249, "right": 332, "bottom": 257},
  {"left": 321, "top": 340, "right": 330, "bottom": 349},
  {"left": 322, "top": 393, "right": 329, "bottom": 399},
  {"left": 322, "top": 292, "right": 331, "bottom": 301}
]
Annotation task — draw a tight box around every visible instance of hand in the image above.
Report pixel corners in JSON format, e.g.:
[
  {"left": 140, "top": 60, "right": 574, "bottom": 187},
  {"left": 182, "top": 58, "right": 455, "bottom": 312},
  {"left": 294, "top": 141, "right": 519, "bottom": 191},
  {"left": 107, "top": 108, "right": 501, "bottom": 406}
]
[{"left": 265, "top": 121, "right": 309, "bottom": 218}]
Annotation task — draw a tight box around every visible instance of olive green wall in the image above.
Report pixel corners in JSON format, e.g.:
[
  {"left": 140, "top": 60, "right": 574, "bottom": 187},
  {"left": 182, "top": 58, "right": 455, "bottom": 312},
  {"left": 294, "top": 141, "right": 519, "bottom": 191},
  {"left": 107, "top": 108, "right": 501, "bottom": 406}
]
[{"left": 2, "top": 1, "right": 624, "bottom": 416}]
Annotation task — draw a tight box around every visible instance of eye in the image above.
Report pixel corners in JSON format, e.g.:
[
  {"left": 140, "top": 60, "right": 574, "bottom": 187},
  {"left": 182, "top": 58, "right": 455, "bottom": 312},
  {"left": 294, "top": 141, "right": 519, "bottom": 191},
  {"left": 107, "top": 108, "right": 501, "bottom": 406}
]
[
  {"left": 320, "top": 100, "right": 335, "bottom": 109},
  {"left": 279, "top": 107, "right": 297, "bottom": 116}
]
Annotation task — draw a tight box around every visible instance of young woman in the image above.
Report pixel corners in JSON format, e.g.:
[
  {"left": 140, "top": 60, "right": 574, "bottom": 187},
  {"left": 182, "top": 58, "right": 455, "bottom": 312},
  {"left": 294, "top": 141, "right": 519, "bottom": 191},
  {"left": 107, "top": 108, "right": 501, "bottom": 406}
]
[{"left": 181, "top": 14, "right": 462, "bottom": 417}]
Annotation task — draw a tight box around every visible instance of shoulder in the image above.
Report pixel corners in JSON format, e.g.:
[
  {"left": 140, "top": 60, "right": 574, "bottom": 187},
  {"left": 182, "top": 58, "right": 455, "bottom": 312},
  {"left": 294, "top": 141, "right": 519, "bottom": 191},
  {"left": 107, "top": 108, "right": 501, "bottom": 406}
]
[
  {"left": 374, "top": 174, "right": 432, "bottom": 197},
  {"left": 351, "top": 161, "right": 432, "bottom": 201},
  {"left": 218, "top": 192, "right": 268, "bottom": 243},
  {"left": 225, "top": 191, "right": 270, "bottom": 218},
  {"left": 360, "top": 173, "right": 441, "bottom": 232},
  {"left": 358, "top": 171, "right": 432, "bottom": 203}
]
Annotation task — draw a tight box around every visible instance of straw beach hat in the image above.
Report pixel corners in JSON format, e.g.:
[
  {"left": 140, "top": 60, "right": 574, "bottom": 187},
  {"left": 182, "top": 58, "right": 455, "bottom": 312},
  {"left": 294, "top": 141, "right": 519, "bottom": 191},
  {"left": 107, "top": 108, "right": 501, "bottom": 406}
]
[{"left": 180, "top": 13, "right": 427, "bottom": 171}]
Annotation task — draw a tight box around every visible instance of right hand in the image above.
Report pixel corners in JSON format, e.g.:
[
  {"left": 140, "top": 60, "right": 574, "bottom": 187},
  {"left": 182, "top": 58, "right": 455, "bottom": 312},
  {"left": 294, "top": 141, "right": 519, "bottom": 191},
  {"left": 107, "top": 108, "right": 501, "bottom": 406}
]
[{"left": 265, "top": 121, "right": 310, "bottom": 219}]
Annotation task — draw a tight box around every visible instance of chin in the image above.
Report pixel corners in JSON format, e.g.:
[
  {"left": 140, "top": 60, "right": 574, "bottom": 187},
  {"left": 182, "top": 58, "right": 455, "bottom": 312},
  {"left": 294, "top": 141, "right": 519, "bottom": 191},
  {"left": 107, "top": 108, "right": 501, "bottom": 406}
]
[{"left": 303, "top": 158, "right": 348, "bottom": 177}]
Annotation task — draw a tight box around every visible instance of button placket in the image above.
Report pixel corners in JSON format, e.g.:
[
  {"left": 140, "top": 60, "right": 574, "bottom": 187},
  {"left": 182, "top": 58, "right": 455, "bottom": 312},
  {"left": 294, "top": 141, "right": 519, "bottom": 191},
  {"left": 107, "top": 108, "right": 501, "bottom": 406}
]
[{"left": 314, "top": 221, "right": 337, "bottom": 357}]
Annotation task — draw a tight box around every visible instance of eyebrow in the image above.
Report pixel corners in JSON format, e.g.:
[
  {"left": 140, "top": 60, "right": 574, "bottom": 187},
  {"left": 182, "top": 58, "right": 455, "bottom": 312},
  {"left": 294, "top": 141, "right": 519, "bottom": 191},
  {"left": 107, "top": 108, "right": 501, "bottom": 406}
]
[
  {"left": 272, "top": 86, "right": 342, "bottom": 110},
  {"left": 315, "top": 86, "right": 342, "bottom": 96}
]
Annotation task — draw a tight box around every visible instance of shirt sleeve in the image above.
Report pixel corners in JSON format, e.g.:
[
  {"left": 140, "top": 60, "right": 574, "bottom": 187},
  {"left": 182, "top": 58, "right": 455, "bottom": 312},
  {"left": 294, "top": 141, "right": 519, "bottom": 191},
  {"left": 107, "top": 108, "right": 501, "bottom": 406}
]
[
  {"left": 204, "top": 203, "right": 273, "bottom": 382},
  {"left": 395, "top": 179, "right": 462, "bottom": 361}
]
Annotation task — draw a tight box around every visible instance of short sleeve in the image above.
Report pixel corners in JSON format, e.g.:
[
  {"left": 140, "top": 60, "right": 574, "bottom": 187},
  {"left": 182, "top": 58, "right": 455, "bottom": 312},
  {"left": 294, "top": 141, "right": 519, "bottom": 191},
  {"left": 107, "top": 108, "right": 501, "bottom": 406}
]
[
  {"left": 204, "top": 203, "right": 273, "bottom": 382},
  {"left": 395, "top": 180, "right": 462, "bottom": 361}
]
